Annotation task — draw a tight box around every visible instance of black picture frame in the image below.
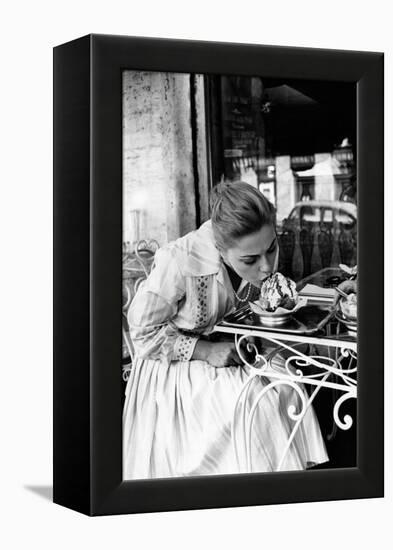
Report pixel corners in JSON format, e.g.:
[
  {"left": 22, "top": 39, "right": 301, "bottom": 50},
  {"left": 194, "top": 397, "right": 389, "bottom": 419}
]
[{"left": 53, "top": 34, "right": 384, "bottom": 516}]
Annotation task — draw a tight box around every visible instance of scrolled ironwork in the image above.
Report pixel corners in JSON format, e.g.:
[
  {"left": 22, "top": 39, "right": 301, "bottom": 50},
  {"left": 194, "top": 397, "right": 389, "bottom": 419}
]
[
  {"left": 333, "top": 391, "right": 356, "bottom": 430},
  {"left": 235, "top": 334, "right": 270, "bottom": 371},
  {"left": 221, "top": 322, "right": 357, "bottom": 472}
]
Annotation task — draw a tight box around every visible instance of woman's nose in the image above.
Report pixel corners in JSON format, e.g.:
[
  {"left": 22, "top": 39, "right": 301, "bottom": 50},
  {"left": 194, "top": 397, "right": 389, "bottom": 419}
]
[{"left": 258, "top": 255, "right": 272, "bottom": 273}]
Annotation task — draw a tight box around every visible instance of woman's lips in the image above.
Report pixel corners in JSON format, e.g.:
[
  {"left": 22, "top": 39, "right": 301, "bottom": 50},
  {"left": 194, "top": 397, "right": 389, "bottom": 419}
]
[
  {"left": 252, "top": 274, "right": 271, "bottom": 287},
  {"left": 259, "top": 273, "right": 272, "bottom": 282}
]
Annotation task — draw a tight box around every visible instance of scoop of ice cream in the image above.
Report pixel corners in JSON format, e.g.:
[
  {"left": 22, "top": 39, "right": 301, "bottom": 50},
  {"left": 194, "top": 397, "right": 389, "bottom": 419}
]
[
  {"left": 340, "top": 292, "right": 357, "bottom": 319},
  {"left": 259, "top": 272, "right": 298, "bottom": 312}
]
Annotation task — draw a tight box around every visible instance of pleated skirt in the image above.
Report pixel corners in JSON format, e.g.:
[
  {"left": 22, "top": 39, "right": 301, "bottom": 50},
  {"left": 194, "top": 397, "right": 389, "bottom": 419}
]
[{"left": 122, "top": 354, "right": 329, "bottom": 479}]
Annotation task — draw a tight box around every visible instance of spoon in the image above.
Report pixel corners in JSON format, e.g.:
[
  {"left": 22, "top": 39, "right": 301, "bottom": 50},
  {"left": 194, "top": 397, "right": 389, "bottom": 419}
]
[{"left": 335, "top": 286, "right": 350, "bottom": 299}]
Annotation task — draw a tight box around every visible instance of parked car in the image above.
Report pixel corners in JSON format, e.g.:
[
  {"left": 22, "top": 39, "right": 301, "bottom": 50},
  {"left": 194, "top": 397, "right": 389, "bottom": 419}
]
[
  {"left": 277, "top": 200, "right": 357, "bottom": 281},
  {"left": 280, "top": 200, "right": 357, "bottom": 235}
]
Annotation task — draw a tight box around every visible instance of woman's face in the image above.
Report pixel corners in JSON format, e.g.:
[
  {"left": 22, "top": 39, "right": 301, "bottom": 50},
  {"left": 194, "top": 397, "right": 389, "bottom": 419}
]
[{"left": 221, "top": 224, "right": 278, "bottom": 286}]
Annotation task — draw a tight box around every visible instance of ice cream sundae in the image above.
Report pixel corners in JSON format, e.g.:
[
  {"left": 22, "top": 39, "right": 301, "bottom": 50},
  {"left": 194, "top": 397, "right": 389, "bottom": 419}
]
[{"left": 258, "top": 272, "right": 298, "bottom": 312}]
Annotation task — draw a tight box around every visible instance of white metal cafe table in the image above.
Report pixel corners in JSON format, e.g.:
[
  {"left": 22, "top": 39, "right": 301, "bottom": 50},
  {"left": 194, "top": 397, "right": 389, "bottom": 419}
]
[{"left": 213, "top": 301, "right": 357, "bottom": 473}]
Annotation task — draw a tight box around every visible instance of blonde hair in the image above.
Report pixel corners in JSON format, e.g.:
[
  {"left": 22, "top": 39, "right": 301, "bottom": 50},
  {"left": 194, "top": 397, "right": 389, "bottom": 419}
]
[{"left": 210, "top": 181, "right": 276, "bottom": 250}]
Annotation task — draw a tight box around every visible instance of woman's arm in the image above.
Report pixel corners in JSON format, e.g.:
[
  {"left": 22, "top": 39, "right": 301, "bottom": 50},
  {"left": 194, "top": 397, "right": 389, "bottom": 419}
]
[
  {"left": 128, "top": 247, "right": 199, "bottom": 363},
  {"left": 128, "top": 246, "right": 244, "bottom": 367}
]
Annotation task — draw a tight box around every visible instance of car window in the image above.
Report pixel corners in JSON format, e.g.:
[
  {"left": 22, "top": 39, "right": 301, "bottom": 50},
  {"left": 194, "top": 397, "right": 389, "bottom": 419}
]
[
  {"left": 322, "top": 208, "right": 333, "bottom": 223},
  {"left": 301, "top": 206, "right": 321, "bottom": 223},
  {"left": 288, "top": 207, "right": 300, "bottom": 221},
  {"left": 337, "top": 209, "right": 356, "bottom": 229}
]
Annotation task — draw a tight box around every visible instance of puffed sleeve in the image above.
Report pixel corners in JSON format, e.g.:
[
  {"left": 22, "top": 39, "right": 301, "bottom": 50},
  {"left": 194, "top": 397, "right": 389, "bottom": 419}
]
[{"left": 127, "top": 246, "right": 199, "bottom": 363}]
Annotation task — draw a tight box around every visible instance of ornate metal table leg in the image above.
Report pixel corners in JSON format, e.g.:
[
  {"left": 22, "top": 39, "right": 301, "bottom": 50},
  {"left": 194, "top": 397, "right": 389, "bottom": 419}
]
[{"left": 231, "top": 333, "right": 357, "bottom": 473}]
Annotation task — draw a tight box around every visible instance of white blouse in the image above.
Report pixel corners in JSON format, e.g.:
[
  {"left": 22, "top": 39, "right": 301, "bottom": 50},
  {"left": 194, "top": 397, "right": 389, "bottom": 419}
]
[{"left": 128, "top": 220, "right": 257, "bottom": 363}]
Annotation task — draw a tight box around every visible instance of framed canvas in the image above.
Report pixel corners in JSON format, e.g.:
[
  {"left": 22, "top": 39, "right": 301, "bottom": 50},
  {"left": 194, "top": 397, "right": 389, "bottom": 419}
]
[{"left": 53, "top": 34, "right": 384, "bottom": 516}]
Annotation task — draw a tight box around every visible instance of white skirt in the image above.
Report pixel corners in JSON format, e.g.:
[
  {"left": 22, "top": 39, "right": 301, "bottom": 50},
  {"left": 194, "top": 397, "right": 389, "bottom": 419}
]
[{"left": 122, "top": 353, "right": 329, "bottom": 479}]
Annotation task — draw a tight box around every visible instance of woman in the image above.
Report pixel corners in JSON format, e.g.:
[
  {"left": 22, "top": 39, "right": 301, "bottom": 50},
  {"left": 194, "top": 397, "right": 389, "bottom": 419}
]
[{"left": 123, "top": 182, "right": 328, "bottom": 479}]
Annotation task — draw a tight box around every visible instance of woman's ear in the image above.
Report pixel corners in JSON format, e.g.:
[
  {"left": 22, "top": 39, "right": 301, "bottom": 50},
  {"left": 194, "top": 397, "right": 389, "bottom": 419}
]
[{"left": 214, "top": 239, "right": 230, "bottom": 264}]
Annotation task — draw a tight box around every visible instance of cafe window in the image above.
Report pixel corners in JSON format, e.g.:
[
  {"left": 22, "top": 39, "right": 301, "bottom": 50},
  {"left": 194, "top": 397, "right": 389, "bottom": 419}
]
[{"left": 205, "top": 74, "right": 357, "bottom": 282}]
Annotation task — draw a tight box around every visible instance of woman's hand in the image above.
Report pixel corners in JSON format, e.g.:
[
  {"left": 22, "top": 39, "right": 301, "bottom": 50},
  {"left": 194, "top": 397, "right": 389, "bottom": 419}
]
[
  {"left": 192, "top": 340, "right": 242, "bottom": 367},
  {"left": 206, "top": 341, "right": 243, "bottom": 367}
]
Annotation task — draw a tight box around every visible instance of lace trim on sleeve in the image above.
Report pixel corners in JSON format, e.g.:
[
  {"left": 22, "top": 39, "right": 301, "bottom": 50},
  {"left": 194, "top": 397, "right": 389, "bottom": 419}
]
[{"left": 173, "top": 333, "right": 199, "bottom": 361}]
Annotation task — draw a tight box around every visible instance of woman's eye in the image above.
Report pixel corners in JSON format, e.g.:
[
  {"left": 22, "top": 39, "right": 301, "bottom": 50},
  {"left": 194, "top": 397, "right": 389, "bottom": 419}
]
[{"left": 242, "top": 259, "right": 257, "bottom": 265}]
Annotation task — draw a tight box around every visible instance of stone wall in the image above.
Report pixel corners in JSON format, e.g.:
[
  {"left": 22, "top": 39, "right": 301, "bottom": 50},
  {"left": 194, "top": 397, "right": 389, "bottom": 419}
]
[{"left": 123, "top": 71, "right": 202, "bottom": 248}]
